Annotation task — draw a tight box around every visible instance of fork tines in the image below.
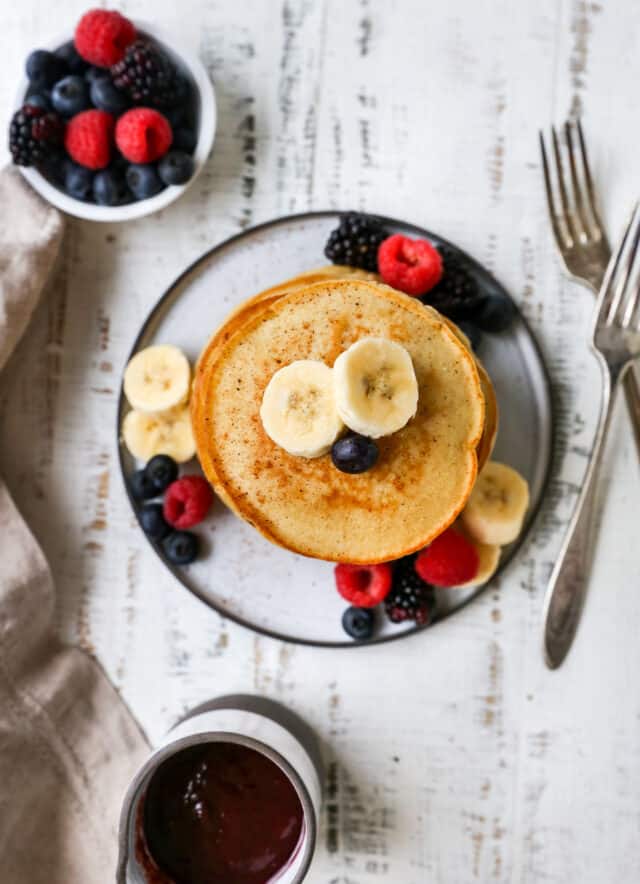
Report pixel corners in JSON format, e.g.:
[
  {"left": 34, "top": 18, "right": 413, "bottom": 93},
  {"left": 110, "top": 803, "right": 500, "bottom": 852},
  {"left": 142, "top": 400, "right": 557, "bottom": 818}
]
[
  {"left": 540, "top": 120, "right": 607, "bottom": 249},
  {"left": 597, "top": 202, "right": 640, "bottom": 330}
]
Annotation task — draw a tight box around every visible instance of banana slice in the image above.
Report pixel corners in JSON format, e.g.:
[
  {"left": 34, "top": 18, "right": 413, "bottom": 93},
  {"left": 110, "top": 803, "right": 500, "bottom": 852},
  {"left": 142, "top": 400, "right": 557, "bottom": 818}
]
[
  {"left": 458, "top": 537, "right": 501, "bottom": 588},
  {"left": 333, "top": 337, "right": 419, "bottom": 438},
  {"left": 260, "top": 360, "right": 344, "bottom": 458},
  {"left": 461, "top": 461, "right": 530, "bottom": 546},
  {"left": 122, "top": 404, "right": 196, "bottom": 463},
  {"left": 123, "top": 345, "right": 191, "bottom": 414}
]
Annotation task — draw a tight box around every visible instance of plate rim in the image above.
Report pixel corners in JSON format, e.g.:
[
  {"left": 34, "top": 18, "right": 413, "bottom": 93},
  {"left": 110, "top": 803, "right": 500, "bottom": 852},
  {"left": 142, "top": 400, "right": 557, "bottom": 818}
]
[{"left": 117, "top": 210, "right": 555, "bottom": 648}]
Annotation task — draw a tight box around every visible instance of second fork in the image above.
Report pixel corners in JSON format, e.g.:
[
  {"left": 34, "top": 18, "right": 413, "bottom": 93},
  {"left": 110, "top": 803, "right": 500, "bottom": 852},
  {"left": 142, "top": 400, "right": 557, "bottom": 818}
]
[{"left": 543, "top": 202, "right": 640, "bottom": 668}]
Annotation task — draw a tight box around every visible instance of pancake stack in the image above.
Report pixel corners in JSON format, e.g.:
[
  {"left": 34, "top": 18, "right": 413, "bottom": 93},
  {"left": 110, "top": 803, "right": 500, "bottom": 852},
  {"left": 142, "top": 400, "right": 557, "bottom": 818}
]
[{"left": 191, "top": 269, "right": 498, "bottom": 564}]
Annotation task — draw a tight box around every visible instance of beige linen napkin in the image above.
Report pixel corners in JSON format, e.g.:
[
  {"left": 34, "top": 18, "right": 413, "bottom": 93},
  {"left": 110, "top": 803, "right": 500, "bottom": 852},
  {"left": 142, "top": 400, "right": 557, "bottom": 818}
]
[{"left": 0, "top": 168, "right": 150, "bottom": 884}]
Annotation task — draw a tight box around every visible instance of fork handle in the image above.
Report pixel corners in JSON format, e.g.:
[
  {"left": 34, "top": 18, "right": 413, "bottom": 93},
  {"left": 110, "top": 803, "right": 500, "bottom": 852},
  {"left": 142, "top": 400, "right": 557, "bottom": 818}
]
[
  {"left": 623, "top": 366, "right": 640, "bottom": 459},
  {"left": 543, "top": 357, "right": 622, "bottom": 669}
]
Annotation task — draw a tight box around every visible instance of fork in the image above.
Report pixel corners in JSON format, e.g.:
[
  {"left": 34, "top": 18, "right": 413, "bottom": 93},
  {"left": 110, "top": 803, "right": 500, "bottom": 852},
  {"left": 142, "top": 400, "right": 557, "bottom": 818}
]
[
  {"left": 540, "top": 120, "right": 640, "bottom": 458},
  {"left": 543, "top": 202, "right": 640, "bottom": 668}
]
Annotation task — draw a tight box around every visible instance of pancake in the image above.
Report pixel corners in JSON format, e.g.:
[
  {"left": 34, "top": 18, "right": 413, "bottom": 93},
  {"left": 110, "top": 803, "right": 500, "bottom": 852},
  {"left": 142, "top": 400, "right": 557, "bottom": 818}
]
[
  {"left": 433, "top": 311, "right": 498, "bottom": 468},
  {"left": 193, "top": 266, "right": 378, "bottom": 374},
  {"left": 194, "top": 279, "right": 486, "bottom": 563},
  {"left": 192, "top": 268, "right": 498, "bottom": 479}
]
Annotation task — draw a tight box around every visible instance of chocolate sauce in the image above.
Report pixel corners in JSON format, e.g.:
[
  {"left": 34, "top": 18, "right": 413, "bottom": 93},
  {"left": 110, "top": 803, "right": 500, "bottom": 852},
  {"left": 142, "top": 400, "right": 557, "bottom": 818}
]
[{"left": 141, "top": 742, "right": 304, "bottom": 884}]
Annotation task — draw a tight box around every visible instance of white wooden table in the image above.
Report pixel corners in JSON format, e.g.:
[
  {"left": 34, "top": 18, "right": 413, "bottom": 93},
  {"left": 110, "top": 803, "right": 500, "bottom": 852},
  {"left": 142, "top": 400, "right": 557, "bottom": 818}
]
[{"left": 2, "top": 1, "right": 640, "bottom": 881}]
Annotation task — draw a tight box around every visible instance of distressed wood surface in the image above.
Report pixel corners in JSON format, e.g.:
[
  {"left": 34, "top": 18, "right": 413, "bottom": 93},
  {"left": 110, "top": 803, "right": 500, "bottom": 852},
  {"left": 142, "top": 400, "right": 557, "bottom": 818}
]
[{"left": 1, "top": 1, "right": 640, "bottom": 881}]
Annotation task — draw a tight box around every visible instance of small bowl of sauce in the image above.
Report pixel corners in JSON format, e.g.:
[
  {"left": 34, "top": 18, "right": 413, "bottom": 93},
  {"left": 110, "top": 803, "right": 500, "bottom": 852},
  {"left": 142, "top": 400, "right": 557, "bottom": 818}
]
[{"left": 118, "top": 696, "right": 322, "bottom": 884}]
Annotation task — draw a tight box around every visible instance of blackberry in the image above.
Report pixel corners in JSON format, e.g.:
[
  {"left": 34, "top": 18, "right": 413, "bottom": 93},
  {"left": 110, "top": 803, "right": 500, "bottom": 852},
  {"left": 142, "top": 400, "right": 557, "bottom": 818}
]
[
  {"left": 384, "top": 557, "right": 435, "bottom": 625},
  {"left": 324, "top": 212, "right": 389, "bottom": 272},
  {"left": 110, "top": 40, "right": 181, "bottom": 108},
  {"left": 422, "top": 246, "right": 486, "bottom": 321},
  {"left": 8, "top": 105, "right": 64, "bottom": 167}
]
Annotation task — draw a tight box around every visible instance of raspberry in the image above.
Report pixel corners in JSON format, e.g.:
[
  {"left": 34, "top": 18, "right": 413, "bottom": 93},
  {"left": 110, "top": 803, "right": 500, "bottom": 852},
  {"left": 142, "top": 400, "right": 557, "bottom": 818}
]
[
  {"left": 75, "top": 9, "right": 136, "bottom": 67},
  {"left": 163, "top": 476, "right": 214, "bottom": 529},
  {"left": 334, "top": 563, "right": 392, "bottom": 608},
  {"left": 378, "top": 234, "right": 443, "bottom": 297},
  {"left": 384, "top": 557, "right": 435, "bottom": 625},
  {"left": 415, "top": 528, "right": 479, "bottom": 587},
  {"left": 8, "top": 105, "right": 64, "bottom": 166},
  {"left": 115, "top": 108, "right": 173, "bottom": 164},
  {"left": 65, "top": 110, "right": 114, "bottom": 169}
]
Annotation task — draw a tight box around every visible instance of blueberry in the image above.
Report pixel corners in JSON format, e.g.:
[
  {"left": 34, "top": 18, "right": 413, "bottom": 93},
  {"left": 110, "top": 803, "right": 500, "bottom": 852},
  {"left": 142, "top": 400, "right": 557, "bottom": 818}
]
[
  {"left": 144, "top": 455, "right": 179, "bottom": 494},
  {"left": 54, "top": 42, "right": 88, "bottom": 75},
  {"left": 93, "top": 168, "right": 126, "bottom": 206},
  {"left": 158, "top": 151, "right": 195, "bottom": 186},
  {"left": 166, "top": 75, "right": 189, "bottom": 107},
  {"left": 90, "top": 77, "right": 129, "bottom": 114},
  {"left": 164, "top": 106, "right": 184, "bottom": 129},
  {"left": 342, "top": 606, "right": 375, "bottom": 640},
  {"left": 130, "top": 469, "right": 157, "bottom": 502},
  {"left": 331, "top": 433, "right": 379, "bottom": 474},
  {"left": 85, "top": 66, "right": 109, "bottom": 85},
  {"left": 39, "top": 148, "right": 67, "bottom": 185},
  {"left": 457, "top": 320, "right": 483, "bottom": 351},
  {"left": 64, "top": 162, "right": 94, "bottom": 200},
  {"left": 139, "top": 503, "right": 171, "bottom": 542},
  {"left": 126, "top": 164, "right": 164, "bottom": 200},
  {"left": 173, "top": 127, "right": 197, "bottom": 153},
  {"left": 163, "top": 531, "right": 199, "bottom": 565},
  {"left": 474, "top": 292, "right": 518, "bottom": 333},
  {"left": 51, "top": 75, "right": 90, "bottom": 117},
  {"left": 25, "top": 93, "right": 51, "bottom": 111},
  {"left": 111, "top": 151, "right": 129, "bottom": 171},
  {"left": 26, "top": 50, "right": 66, "bottom": 90}
]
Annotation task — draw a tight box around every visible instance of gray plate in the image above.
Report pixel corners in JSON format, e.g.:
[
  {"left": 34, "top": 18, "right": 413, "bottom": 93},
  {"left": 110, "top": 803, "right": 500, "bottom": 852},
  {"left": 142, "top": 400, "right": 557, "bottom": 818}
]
[{"left": 117, "top": 212, "right": 553, "bottom": 647}]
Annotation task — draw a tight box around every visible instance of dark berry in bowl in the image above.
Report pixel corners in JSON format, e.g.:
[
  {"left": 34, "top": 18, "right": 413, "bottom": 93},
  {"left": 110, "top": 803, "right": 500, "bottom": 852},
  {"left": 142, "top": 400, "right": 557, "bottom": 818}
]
[
  {"left": 51, "top": 75, "right": 91, "bottom": 117},
  {"left": 324, "top": 212, "right": 389, "bottom": 272},
  {"left": 54, "top": 42, "right": 88, "bottom": 76},
  {"left": 90, "top": 78, "right": 129, "bottom": 114},
  {"left": 111, "top": 39, "right": 181, "bottom": 108},
  {"left": 24, "top": 93, "right": 51, "bottom": 111},
  {"left": 173, "top": 127, "right": 197, "bottom": 153},
  {"left": 64, "top": 162, "right": 94, "bottom": 201},
  {"left": 26, "top": 49, "right": 67, "bottom": 90},
  {"left": 474, "top": 291, "right": 517, "bottom": 332},
  {"left": 158, "top": 151, "right": 195, "bottom": 186},
  {"left": 456, "top": 320, "right": 483, "bottom": 351},
  {"left": 342, "top": 606, "right": 375, "bottom": 641},
  {"left": 331, "top": 433, "right": 378, "bottom": 474},
  {"left": 170, "top": 75, "right": 190, "bottom": 106},
  {"left": 126, "top": 164, "right": 165, "bottom": 200},
  {"left": 39, "top": 148, "right": 67, "bottom": 186},
  {"left": 85, "top": 66, "right": 109, "bottom": 85},
  {"left": 144, "top": 454, "right": 178, "bottom": 494},
  {"left": 93, "top": 168, "right": 126, "bottom": 206},
  {"left": 164, "top": 106, "right": 184, "bottom": 128},
  {"left": 9, "top": 105, "right": 64, "bottom": 167},
  {"left": 130, "top": 469, "right": 157, "bottom": 502},
  {"left": 140, "top": 503, "right": 172, "bottom": 542},
  {"left": 163, "top": 530, "right": 199, "bottom": 565}
]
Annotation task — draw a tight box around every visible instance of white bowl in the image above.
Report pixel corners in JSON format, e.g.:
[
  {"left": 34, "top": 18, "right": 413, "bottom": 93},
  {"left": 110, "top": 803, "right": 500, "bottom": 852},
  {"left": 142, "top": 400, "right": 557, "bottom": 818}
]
[{"left": 14, "top": 21, "right": 216, "bottom": 222}]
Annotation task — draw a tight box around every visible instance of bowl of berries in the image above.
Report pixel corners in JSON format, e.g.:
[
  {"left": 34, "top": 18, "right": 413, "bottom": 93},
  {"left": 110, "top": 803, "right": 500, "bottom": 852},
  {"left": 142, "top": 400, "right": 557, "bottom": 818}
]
[{"left": 9, "top": 9, "right": 216, "bottom": 221}]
